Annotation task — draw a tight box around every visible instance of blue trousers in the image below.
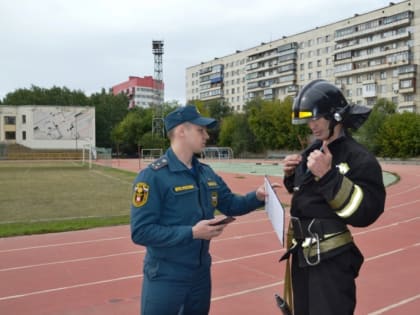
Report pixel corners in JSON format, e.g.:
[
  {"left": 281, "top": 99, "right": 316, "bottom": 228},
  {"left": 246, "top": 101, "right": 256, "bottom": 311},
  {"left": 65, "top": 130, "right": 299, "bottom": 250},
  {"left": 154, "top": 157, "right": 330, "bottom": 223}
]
[{"left": 141, "top": 258, "right": 211, "bottom": 315}]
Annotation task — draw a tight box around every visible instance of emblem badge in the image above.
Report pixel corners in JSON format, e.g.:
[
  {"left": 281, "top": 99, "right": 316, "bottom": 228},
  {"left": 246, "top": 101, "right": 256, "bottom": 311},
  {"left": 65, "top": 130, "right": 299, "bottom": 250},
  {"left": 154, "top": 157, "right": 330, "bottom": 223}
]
[{"left": 132, "top": 182, "right": 149, "bottom": 207}]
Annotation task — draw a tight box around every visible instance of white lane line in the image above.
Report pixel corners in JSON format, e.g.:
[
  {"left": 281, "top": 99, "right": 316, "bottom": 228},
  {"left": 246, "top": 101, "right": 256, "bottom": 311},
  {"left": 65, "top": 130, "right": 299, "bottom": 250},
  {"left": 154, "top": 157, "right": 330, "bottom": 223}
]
[
  {"left": 0, "top": 242, "right": 417, "bottom": 302},
  {"left": 387, "top": 184, "right": 420, "bottom": 197},
  {"left": 0, "top": 250, "right": 145, "bottom": 272},
  {"left": 1, "top": 217, "right": 418, "bottom": 272},
  {"left": 211, "top": 281, "right": 284, "bottom": 302},
  {"left": 385, "top": 199, "right": 420, "bottom": 211},
  {"left": 213, "top": 230, "right": 275, "bottom": 242},
  {"left": 0, "top": 274, "right": 142, "bottom": 302},
  {"left": 0, "top": 248, "right": 282, "bottom": 301},
  {"left": 368, "top": 293, "right": 420, "bottom": 315},
  {"left": 1, "top": 201, "right": 418, "bottom": 254},
  {"left": 213, "top": 249, "right": 283, "bottom": 264},
  {"left": 352, "top": 217, "right": 420, "bottom": 236},
  {"left": 0, "top": 236, "right": 128, "bottom": 253}
]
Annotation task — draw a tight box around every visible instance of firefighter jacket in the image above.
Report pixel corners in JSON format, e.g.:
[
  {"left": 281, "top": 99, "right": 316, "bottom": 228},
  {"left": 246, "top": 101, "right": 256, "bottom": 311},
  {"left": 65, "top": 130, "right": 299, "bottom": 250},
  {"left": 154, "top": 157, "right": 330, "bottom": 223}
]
[{"left": 284, "top": 136, "right": 386, "bottom": 228}]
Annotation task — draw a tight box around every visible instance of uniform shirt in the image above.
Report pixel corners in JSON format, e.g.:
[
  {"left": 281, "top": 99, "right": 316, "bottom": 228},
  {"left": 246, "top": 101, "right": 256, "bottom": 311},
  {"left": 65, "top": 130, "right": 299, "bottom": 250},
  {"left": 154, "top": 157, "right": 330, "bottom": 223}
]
[
  {"left": 131, "top": 148, "right": 264, "bottom": 269},
  {"left": 284, "top": 136, "right": 385, "bottom": 227}
]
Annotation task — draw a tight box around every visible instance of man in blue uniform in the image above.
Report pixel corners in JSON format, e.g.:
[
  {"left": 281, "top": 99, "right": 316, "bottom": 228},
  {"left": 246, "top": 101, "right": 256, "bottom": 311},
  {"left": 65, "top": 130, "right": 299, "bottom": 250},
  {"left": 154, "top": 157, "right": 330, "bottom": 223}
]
[
  {"left": 281, "top": 80, "right": 386, "bottom": 315},
  {"left": 131, "top": 105, "right": 268, "bottom": 315}
]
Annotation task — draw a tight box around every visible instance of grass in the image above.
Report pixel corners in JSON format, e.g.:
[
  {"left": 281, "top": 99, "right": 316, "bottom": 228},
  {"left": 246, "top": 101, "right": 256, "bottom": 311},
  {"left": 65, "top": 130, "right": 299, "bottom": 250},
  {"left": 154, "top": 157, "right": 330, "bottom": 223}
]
[
  {"left": 0, "top": 161, "right": 136, "bottom": 237},
  {"left": 0, "top": 160, "right": 398, "bottom": 238}
]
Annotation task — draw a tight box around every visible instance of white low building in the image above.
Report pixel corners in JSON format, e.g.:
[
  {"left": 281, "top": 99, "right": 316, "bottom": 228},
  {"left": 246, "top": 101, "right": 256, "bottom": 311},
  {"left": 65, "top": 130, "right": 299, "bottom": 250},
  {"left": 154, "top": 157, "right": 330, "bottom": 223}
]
[{"left": 0, "top": 105, "right": 95, "bottom": 150}]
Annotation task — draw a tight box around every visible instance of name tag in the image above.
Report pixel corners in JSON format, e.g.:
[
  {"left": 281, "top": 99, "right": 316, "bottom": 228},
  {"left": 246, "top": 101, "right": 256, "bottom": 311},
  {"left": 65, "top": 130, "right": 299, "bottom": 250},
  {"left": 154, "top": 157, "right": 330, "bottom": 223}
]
[{"left": 174, "top": 184, "right": 195, "bottom": 192}]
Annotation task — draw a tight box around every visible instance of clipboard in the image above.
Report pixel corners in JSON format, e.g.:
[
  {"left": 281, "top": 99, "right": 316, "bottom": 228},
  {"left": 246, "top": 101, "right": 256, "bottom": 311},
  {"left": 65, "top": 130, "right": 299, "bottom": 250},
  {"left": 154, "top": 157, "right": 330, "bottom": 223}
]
[{"left": 264, "top": 175, "right": 285, "bottom": 246}]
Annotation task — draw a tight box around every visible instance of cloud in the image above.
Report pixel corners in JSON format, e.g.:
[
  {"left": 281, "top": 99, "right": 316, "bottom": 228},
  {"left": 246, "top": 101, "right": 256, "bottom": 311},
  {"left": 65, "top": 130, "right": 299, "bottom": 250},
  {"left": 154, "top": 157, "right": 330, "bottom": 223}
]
[{"left": 0, "top": 0, "right": 396, "bottom": 103}]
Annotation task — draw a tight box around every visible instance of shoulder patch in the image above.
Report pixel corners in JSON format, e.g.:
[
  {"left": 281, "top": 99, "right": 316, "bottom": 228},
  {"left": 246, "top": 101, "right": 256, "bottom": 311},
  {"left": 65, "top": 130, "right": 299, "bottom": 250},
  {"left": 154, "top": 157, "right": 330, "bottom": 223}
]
[
  {"left": 132, "top": 182, "right": 149, "bottom": 207},
  {"left": 150, "top": 156, "right": 168, "bottom": 171}
]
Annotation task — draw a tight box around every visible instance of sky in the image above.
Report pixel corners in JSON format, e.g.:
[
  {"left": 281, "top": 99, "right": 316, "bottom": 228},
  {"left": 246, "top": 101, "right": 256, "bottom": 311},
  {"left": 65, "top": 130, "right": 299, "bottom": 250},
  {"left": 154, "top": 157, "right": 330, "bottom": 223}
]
[{"left": 0, "top": 0, "right": 400, "bottom": 104}]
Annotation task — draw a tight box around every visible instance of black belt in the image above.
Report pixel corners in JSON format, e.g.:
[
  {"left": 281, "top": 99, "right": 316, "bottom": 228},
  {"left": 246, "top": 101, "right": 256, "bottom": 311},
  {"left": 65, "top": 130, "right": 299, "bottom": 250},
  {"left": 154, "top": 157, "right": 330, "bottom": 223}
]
[{"left": 291, "top": 216, "right": 347, "bottom": 241}]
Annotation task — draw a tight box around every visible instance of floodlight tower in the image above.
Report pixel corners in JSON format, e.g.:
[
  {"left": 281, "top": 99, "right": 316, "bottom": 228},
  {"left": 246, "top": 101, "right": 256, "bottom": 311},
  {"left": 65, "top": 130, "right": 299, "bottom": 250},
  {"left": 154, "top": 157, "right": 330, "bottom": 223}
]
[{"left": 152, "top": 40, "right": 164, "bottom": 138}]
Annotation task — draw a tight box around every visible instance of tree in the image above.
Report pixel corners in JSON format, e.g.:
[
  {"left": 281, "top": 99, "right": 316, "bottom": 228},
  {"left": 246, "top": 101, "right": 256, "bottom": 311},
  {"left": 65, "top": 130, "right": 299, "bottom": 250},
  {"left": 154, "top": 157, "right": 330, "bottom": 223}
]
[
  {"left": 218, "top": 113, "right": 261, "bottom": 155},
  {"left": 90, "top": 89, "right": 128, "bottom": 148},
  {"left": 245, "top": 97, "right": 310, "bottom": 152},
  {"left": 379, "top": 112, "right": 420, "bottom": 158},
  {"left": 1, "top": 85, "right": 89, "bottom": 106},
  {"left": 111, "top": 108, "right": 154, "bottom": 155},
  {"left": 354, "top": 98, "right": 397, "bottom": 154}
]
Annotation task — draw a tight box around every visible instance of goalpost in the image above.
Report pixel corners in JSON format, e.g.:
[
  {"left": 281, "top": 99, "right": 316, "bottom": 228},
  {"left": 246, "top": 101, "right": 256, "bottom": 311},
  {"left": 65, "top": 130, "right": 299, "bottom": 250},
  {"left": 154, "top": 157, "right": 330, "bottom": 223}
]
[
  {"left": 82, "top": 144, "right": 94, "bottom": 169},
  {"left": 141, "top": 148, "right": 163, "bottom": 160},
  {"left": 202, "top": 147, "right": 234, "bottom": 160}
]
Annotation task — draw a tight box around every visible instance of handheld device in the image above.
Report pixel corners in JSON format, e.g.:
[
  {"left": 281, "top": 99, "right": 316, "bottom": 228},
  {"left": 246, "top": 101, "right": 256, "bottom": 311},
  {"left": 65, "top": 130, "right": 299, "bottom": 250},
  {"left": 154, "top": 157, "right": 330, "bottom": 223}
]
[{"left": 209, "top": 216, "right": 236, "bottom": 226}]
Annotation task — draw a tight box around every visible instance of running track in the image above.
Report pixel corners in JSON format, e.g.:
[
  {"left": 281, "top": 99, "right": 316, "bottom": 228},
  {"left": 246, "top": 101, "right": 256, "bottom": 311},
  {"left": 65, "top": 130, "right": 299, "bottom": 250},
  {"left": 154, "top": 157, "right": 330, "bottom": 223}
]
[{"left": 0, "top": 162, "right": 419, "bottom": 314}]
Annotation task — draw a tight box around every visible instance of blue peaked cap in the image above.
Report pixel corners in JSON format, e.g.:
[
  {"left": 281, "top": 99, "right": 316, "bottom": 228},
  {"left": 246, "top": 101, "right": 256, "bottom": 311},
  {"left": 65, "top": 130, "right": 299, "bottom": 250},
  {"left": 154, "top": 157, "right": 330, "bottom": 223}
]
[{"left": 164, "top": 105, "right": 217, "bottom": 132}]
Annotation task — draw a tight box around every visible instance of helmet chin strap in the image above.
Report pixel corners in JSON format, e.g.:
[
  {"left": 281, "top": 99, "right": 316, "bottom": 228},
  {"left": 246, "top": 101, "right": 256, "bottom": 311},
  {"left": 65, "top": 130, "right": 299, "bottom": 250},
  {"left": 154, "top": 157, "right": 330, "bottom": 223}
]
[{"left": 327, "top": 119, "right": 337, "bottom": 140}]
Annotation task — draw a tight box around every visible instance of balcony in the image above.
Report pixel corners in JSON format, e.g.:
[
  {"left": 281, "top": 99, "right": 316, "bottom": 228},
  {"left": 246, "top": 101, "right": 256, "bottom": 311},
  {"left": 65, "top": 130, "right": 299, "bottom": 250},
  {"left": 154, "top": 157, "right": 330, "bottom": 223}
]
[
  {"left": 398, "top": 102, "right": 416, "bottom": 113},
  {"left": 335, "top": 59, "right": 410, "bottom": 78},
  {"left": 334, "top": 30, "right": 410, "bottom": 55},
  {"left": 335, "top": 17, "right": 411, "bottom": 43}
]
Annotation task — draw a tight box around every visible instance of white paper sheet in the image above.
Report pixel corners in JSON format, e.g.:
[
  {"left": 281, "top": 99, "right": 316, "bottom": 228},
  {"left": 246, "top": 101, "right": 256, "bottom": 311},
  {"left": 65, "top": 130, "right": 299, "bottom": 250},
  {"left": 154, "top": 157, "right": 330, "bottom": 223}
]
[{"left": 264, "top": 176, "right": 285, "bottom": 246}]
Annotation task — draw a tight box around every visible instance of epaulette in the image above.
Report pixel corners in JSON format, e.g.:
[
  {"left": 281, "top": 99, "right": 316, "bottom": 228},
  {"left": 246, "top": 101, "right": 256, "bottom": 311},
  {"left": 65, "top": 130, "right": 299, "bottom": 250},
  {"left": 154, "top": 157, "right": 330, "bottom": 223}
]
[{"left": 150, "top": 156, "right": 169, "bottom": 171}]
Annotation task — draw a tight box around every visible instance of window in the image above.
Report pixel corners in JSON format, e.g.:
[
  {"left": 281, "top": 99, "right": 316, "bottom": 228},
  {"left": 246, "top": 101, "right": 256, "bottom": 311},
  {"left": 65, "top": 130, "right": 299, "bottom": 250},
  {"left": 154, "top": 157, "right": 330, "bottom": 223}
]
[
  {"left": 400, "top": 79, "right": 413, "bottom": 89},
  {"left": 4, "top": 116, "right": 16, "bottom": 125},
  {"left": 5, "top": 131, "right": 16, "bottom": 140},
  {"left": 22, "top": 115, "right": 26, "bottom": 124},
  {"left": 22, "top": 131, "right": 26, "bottom": 140},
  {"left": 380, "top": 71, "right": 387, "bottom": 80},
  {"left": 403, "top": 94, "right": 414, "bottom": 102}
]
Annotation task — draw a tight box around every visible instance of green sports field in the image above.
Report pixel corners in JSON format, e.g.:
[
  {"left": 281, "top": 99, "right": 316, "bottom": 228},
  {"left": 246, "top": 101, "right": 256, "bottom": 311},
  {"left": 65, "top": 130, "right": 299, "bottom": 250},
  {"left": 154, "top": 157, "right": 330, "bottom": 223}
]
[
  {"left": 0, "top": 160, "right": 397, "bottom": 237},
  {"left": 0, "top": 161, "right": 136, "bottom": 237}
]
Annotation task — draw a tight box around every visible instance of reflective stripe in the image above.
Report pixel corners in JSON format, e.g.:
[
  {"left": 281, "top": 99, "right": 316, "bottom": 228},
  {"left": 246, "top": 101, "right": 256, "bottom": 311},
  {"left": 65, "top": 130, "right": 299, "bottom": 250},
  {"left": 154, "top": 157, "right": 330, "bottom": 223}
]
[
  {"left": 329, "top": 176, "right": 353, "bottom": 209},
  {"left": 292, "top": 111, "right": 313, "bottom": 119},
  {"left": 335, "top": 184, "right": 363, "bottom": 218},
  {"left": 302, "top": 231, "right": 353, "bottom": 258}
]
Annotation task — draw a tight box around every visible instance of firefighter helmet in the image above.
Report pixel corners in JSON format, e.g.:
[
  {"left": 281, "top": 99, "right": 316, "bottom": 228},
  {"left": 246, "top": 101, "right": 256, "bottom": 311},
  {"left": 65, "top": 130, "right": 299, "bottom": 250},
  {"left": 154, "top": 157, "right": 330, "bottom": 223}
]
[{"left": 292, "top": 80, "right": 350, "bottom": 125}]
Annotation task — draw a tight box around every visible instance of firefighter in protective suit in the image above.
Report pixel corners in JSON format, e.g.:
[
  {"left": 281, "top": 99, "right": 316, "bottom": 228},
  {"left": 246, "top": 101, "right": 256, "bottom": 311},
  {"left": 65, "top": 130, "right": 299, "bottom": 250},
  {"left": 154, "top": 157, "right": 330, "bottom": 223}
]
[{"left": 281, "top": 80, "right": 386, "bottom": 315}]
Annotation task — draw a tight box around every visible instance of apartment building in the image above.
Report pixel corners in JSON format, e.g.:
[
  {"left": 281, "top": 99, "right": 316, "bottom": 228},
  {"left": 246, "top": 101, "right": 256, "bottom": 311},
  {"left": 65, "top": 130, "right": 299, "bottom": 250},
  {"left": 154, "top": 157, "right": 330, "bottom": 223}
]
[
  {"left": 186, "top": 1, "right": 418, "bottom": 113},
  {"left": 112, "top": 76, "right": 164, "bottom": 109}
]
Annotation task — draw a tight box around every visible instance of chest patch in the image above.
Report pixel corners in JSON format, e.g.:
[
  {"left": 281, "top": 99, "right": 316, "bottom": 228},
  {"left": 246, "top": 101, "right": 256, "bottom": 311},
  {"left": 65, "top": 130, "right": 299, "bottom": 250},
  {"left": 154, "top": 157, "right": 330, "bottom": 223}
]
[
  {"left": 132, "top": 182, "right": 149, "bottom": 207},
  {"left": 336, "top": 162, "right": 350, "bottom": 175}
]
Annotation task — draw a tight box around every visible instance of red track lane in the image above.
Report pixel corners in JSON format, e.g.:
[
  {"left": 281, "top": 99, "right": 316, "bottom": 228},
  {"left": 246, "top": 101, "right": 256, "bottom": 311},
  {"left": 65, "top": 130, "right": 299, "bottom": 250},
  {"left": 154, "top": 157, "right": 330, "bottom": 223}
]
[{"left": 0, "top": 162, "right": 419, "bottom": 315}]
